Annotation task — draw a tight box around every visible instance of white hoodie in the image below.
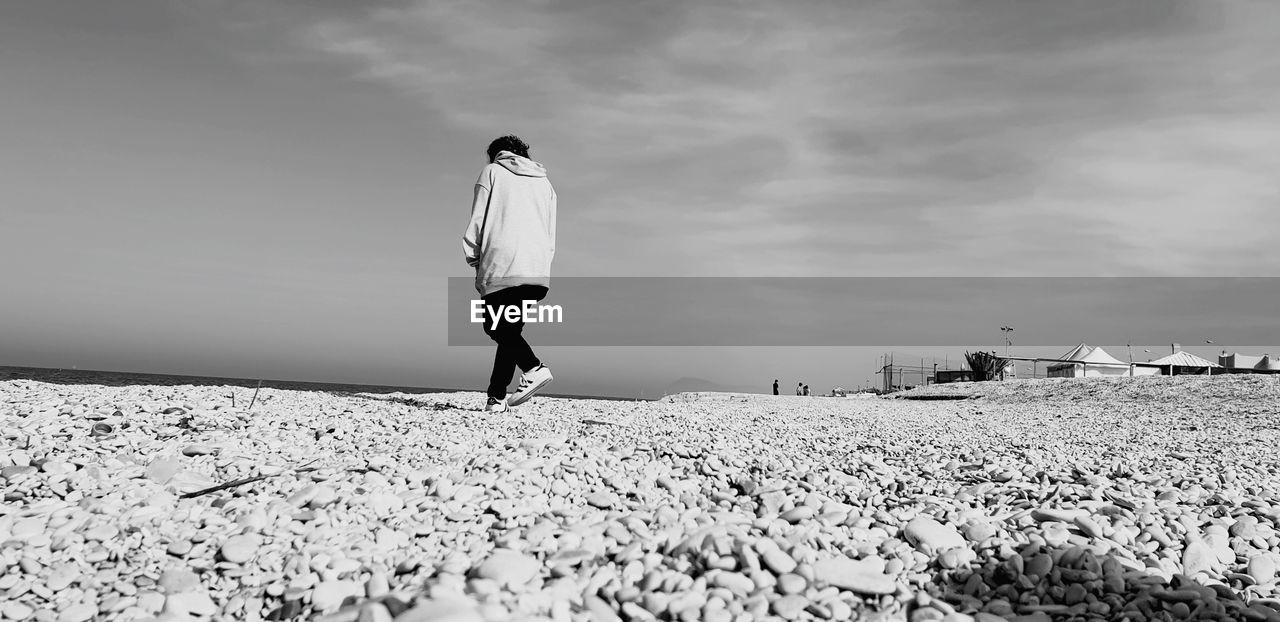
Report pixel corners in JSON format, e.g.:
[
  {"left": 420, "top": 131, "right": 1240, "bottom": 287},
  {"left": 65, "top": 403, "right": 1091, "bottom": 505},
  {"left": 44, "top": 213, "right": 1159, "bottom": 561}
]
[{"left": 462, "top": 151, "right": 557, "bottom": 296}]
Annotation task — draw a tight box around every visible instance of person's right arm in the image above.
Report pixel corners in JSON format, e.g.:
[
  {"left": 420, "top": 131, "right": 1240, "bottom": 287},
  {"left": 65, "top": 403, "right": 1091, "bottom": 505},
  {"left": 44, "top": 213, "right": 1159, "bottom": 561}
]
[{"left": 462, "top": 180, "right": 490, "bottom": 267}]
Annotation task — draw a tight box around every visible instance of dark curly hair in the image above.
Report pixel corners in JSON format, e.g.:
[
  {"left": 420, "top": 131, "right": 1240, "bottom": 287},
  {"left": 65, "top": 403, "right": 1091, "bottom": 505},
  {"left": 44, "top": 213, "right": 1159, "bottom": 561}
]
[{"left": 487, "top": 135, "right": 530, "bottom": 163}]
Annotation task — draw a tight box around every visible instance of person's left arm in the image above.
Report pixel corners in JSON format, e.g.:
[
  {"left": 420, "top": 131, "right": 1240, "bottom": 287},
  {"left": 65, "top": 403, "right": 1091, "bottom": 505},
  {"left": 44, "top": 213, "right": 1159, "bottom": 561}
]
[{"left": 547, "top": 185, "right": 557, "bottom": 260}]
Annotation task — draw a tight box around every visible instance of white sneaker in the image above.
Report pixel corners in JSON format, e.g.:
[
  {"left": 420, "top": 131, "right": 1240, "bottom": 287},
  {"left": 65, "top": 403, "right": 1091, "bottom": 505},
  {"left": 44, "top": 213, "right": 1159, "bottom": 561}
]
[
  {"left": 485, "top": 397, "right": 509, "bottom": 413},
  {"left": 508, "top": 365, "right": 553, "bottom": 407}
]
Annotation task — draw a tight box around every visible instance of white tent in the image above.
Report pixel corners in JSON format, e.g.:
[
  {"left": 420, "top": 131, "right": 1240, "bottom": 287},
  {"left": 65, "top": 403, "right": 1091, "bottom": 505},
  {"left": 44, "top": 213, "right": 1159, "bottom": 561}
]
[
  {"left": 1047, "top": 343, "right": 1131, "bottom": 378},
  {"left": 1133, "top": 351, "right": 1221, "bottom": 376},
  {"left": 1047, "top": 343, "right": 1091, "bottom": 378}
]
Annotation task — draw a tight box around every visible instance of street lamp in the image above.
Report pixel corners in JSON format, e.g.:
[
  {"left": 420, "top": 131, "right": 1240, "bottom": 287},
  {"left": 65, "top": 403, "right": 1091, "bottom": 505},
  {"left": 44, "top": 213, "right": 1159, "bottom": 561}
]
[{"left": 1000, "top": 326, "right": 1014, "bottom": 357}]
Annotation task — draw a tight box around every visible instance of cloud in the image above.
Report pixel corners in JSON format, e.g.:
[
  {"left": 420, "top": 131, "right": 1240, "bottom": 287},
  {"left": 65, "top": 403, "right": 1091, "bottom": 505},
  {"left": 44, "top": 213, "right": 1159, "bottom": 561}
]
[{"left": 242, "top": 0, "right": 1278, "bottom": 276}]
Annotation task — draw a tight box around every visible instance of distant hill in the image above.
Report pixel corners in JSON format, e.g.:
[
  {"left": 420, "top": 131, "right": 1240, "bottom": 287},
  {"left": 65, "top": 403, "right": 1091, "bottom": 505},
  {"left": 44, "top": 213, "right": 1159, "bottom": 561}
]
[{"left": 662, "top": 377, "right": 731, "bottom": 395}]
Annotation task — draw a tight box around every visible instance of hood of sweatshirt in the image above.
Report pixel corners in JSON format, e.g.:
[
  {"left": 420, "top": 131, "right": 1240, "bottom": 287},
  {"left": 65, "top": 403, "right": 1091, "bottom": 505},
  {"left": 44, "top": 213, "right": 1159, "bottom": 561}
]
[{"left": 494, "top": 151, "right": 548, "bottom": 178}]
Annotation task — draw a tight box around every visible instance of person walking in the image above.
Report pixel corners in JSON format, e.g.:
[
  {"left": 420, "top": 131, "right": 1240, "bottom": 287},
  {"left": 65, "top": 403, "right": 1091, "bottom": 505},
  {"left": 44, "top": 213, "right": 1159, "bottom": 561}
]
[
  {"left": 796, "top": 382, "right": 803, "bottom": 396},
  {"left": 773, "top": 379, "right": 779, "bottom": 395},
  {"left": 803, "top": 384, "right": 810, "bottom": 396},
  {"left": 463, "top": 135, "right": 557, "bottom": 412}
]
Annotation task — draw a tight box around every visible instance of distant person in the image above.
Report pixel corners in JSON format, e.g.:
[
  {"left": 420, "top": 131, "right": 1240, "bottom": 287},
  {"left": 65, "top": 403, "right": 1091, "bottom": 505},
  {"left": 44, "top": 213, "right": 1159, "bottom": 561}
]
[
  {"left": 803, "top": 384, "right": 810, "bottom": 396},
  {"left": 463, "top": 135, "right": 557, "bottom": 413},
  {"left": 773, "top": 379, "right": 779, "bottom": 395},
  {"left": 796, "top": 382, "right": 803, "bottom": 396}
]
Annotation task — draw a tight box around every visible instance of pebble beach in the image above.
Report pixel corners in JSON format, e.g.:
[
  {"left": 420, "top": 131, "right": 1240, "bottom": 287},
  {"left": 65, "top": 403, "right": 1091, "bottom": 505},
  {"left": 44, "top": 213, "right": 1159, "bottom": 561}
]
[{"left": 4, "top": 372, "right": 1280, "bottom": 622}]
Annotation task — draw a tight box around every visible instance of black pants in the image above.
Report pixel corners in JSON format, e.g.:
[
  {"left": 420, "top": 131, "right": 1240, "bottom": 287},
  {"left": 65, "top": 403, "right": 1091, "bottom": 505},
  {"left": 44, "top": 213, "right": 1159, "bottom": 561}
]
[{"left": 481, "top": 284, "right": 547, "bottom": 400}]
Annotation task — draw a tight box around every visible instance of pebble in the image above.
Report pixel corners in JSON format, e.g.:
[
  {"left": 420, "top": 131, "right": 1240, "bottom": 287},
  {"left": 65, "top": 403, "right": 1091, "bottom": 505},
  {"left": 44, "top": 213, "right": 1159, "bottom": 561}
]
[
  {"left": 167, "top": 540, "right": 193, "bottom": 557},
  {"left": 2, "top": 465, "right": 38, "bottom": 480},
  {"left": 181, "top": 444, "right": 216, "bottom": 456},
  {"left": 310, "top": 484, "right": 338, "bottom": 508},
  {"left": 137, "top": 592, "right": 165, "bottom": 613},
  {"left": 1232, "top": 516, "right": 1261, "bottom": 539},
  {"left": 939, "top": 547, "right": 976, "bottom": 569},
  {"left": 311, "top": 580, "right": 362, "bottom": 611},
  {"left": 145, "top": 458, "right": 182, "bottom": 484},
  {"left": 756, "top": 540, "right": 798, "bottom": 574},
  {"left": 358, "top": 603, "right": 393, "bottom": 622},
  {"left": 905, "top": 517, "right": 966, "bottom": 554},
  {"left": 157, "top": 569, "right": 201, "bottom": 594},
  {"left": 219, "top": 535, "right": 259, "bottom": 564},
  {"left": 46, "top": 566, "right": 79, "bottom": 591},
  {"left": 1183, "top": 541, "right": 1215, "bottom": 576},
  {"left": 963, "top": 520, "right": 996, "bottom": 542},
  {"left": 1031, "top": 508, "right": 1085, "bottom": 523},
  {"left": 84, "top": 524, "right": 118, "bottom": 541},
  {"left": 369, "top": 492, "right": 405, "bottom": 515},
  {"left": 288, "top": 485, "right": 319, "bottom": 507},
  {"left": 41, "top": 461, "right": 75, "bottom": 475},
  {"left": 781, "top": 507, "right": 815, "bottom": 523},
  {"left": 167, "top": 591, "right": 217, "bottom": 617},
  {"left": 56, "top": 604, "right": 95, "bottom": 622},
  {"left": 1025, "top": 553, "right": 1053, "bottom": 578},
  {"left": 12, "top": 519, "right": 44, "bottom": 539},
  {"left": 394, "top": 597, "right": 484, "bottom": 622},
  {"left": 1073, "top": 515, "right": 1104, "bottom": 539},
  {"left": 973, "top": 614, "right": 1009, "bottom": 622},
  {"left": 365, "top": 571, "right": 389, "bottom": 598},
  {"left": 1249, "top": 555, "right": 1278, "bottom": 584},
  {"left": 473, "top": 549, "right": 541, "bottom": 587},
  {"left": 3, "top": 602, "right": 35, "bottom": 620},
  {"left": 584, "top": 595, "right": 621, "bottom": 622},
  {"left": 710, "top": 572, "right": 755, "bottom": 595},
  {"left": 777, "top": 574, "right": 807, "bottom": 594},
  {"left": 771, "top": 595, "right": 809, "bottom": 619},
  {"left": 811, "top": 557, "right": 897, "bottom": 594}
]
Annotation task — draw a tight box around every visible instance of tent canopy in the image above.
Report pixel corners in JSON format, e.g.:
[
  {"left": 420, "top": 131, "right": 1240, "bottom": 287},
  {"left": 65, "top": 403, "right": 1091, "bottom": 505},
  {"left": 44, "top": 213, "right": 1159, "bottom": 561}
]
[
  {"left": 1056, "top": 343, "right": 1093, "bottom": 361},
  {"left": 1047, "top": 343, "right": 1129, "bottom": 376},
  {"left": 1077, "top": 347, "right": 1126, "bottom": 366}
]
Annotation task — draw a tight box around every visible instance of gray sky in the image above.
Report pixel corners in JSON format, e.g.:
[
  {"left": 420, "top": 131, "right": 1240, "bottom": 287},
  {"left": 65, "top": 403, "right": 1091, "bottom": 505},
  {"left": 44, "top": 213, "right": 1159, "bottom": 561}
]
[{"left": 2, "top": 0, "right": 1277, "bottom": 397}]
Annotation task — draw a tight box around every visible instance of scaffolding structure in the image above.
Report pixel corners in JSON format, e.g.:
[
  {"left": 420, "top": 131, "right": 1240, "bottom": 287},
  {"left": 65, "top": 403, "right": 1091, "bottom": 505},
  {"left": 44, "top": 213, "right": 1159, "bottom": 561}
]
[{"left": 877, "top": 354, "right": 937, "bottom": 392}]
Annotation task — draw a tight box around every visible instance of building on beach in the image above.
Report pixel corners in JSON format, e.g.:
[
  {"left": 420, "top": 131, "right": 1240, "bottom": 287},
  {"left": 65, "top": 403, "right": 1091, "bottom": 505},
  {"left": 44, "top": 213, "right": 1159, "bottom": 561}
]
[
  {"left": 1132, "top": 350, "right": 1221, "bottom": 376},
  {"left": 933, "top": 369, "right": 974, "bottom": 384},
  {"left": 918, "top": 344, "right": 1280, "bottom": 385},
  {"left": 1218, "top": 352, "right": 1280, "bottom": 373}
]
